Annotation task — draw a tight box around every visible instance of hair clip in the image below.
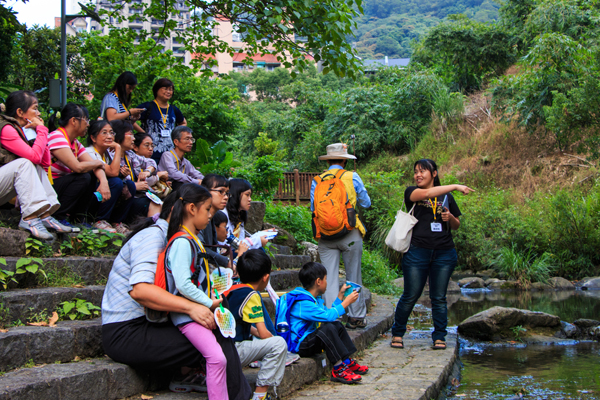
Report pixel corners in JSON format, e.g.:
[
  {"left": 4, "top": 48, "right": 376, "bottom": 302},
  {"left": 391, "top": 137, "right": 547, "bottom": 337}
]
[{"left": 56, "top": 111, "right": 61, "bottom": 119}]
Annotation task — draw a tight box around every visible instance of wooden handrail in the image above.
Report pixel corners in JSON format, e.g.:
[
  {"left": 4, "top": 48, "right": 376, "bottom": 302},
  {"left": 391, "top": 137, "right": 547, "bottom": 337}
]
[{"left": 275, "top": 170, "right": 320, "bottom": 204}]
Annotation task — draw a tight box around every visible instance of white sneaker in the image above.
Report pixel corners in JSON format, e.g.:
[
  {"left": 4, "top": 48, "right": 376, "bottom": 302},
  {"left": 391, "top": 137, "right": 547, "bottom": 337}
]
[
  {"left": 286, "top": 351, "right": 301, "bottom": 366},
  {"left": 19, "top": 217, "right": 53, "bottom": 240},
  {"left": 93, "top": 220, "right": 117, "bottom": 233},
  {"left": 41, "top": 216, "right": 73, "bottom": 233}
]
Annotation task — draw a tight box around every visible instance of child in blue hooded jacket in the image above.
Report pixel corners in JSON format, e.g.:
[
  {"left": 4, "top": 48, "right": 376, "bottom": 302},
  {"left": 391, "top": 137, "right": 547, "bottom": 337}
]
[{"left": 287, "top": 262, "right": 370, "bottom": 384}]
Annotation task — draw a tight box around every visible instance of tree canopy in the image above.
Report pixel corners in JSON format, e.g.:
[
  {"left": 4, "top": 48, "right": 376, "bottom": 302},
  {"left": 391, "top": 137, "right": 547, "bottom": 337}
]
[{"left": 103, "top": 0, "right": 363, "bottom": 78}]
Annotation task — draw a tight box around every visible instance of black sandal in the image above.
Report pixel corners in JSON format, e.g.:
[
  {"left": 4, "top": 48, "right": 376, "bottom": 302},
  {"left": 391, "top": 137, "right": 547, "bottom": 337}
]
[
  {"left": 346, "top": 317, "right": 367, "bottom": 330},
  {"left": 432, "top": 340, "right": 446, "bottom": 350},
  {"left": 390, "top": 336, "right": 404, "bottom": 349}
]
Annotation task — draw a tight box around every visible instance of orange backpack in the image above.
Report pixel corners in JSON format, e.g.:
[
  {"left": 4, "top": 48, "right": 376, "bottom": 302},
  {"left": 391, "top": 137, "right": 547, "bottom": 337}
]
[
  {"left": 312, "top": 169, "right": 357, "bottom": 240},
  {"left": 146, "top": 231, "right": 210, "bottom": 323}
]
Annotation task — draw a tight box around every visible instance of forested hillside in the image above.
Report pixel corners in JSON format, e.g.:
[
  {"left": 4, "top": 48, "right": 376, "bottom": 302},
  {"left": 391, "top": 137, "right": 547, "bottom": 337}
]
[{"left": 351, "top": 0, "right": 500, "bottom": 58}]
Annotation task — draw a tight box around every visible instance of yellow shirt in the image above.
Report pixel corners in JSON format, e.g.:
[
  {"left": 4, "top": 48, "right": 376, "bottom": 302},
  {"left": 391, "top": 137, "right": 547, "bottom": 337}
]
[{"left": 242, "top": 292, "right": 265, "bottom": 324}]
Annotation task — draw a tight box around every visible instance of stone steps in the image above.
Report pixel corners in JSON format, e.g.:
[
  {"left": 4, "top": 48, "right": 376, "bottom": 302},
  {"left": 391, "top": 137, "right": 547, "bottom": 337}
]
[
  {"left": 272, "top": 254, "right": 311, "bottom": 270},
  {"left": 0, "top": 294, "right": 395, "bottom": 400},
  {"left": 0, "top": 270, "right": 301, "bottom": 324},
  {"left": 128, "top": 293, "right": 395, "bottom": 400},
  {"left": 0, "top": 285, "right": 106, "bottom": 323},
  {"left": 0, "top": 359, "right": 161, "bottom": 400},
  {"left": 0, "top": 319, "right": 102, "bottom": 372},
  {"left": 268, "top": 243, "right": 291, "bottom": 255}
]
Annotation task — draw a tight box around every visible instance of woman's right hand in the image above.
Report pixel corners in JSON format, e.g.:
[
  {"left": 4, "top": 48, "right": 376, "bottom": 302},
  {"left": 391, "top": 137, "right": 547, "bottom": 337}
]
[
  {"left": 129, "top": 108, "right": 144, "bottom": 119},
  {"left": 158, "top": 171, "right": 168, "bottom": 181},
  {"left": 24, "top": 116, "right": 44, "bottom": 129},
  {"left": 135, "top": 181, "right": 150, "bottom": 191},
  {"left": 455, "top": 185, "right": 475, "bottom": 195},
  {"left": 92, "top": 160, "right": 106, "bottom": 170},
  {"left": 120, "top": 165, "right": 130, "bottom": 177},
  {"left": 188, "top": 303, "right": 216, "bottom": 330}
]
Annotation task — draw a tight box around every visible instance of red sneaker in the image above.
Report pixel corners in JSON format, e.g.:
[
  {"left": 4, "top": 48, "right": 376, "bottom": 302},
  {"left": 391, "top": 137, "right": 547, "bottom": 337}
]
[
  {"left": 346, "top": 359, "right": 369, "bottom": 375},
  {"left": 331, "top": 365, "right": 362, "bottom": 384}
]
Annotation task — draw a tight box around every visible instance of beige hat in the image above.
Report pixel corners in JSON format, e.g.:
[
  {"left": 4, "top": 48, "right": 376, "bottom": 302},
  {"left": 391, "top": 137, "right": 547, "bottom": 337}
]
[{"left": 319, "top": 143, "right": 357, "bottom": 160}]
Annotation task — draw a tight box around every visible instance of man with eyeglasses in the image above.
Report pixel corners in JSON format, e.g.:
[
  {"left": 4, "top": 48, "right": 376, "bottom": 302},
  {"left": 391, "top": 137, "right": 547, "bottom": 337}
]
[{"left": 158, "top": 126, "right": 203, "bottom": 190}]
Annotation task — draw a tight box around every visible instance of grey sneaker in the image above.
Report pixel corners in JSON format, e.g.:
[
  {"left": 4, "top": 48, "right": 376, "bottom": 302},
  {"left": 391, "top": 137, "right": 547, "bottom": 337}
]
[
  {"left": 169, "top": 369, "right": 207, "bottom": 393},
  {"left": 19, "top": 217, "right": 53, "bottom": 240},
  {"left": 41, "top": 216, "right": 73, "bottom": 233}
]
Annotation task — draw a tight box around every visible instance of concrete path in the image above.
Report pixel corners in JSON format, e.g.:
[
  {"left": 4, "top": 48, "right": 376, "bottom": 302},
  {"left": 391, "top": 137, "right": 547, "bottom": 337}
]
[{"left": 286, "top": 331, "right": 458, "bottom": 400}]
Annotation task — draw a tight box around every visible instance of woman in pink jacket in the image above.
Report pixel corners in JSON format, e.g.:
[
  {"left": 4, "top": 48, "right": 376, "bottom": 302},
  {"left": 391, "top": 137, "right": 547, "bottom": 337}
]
[{"left": 0, "top": 91, "right": 71, "bottom": 239}]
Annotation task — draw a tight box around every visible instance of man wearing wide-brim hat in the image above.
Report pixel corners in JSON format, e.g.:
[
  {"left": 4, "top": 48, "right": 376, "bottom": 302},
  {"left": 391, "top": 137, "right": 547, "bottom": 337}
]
[{"left": 309, "top": 143, "right": 371, "bottom": 329}]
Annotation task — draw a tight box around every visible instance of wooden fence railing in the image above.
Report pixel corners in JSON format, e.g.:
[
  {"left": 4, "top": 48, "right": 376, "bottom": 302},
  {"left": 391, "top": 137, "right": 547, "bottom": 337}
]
[{"left": 275, "top": 169, "right": 319, "bottom": 204}]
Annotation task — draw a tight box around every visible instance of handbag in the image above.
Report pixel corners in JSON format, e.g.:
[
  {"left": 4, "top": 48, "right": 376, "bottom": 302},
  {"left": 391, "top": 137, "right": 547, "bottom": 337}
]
[
  {"left": 152, "top": 180, "right": 172, "bottom": 199},
  {"left": 385, "top": 201, "right": 418, "bottom": 253}
]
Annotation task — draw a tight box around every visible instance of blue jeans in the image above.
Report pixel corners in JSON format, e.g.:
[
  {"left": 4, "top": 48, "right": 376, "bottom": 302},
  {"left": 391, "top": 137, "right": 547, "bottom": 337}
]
[
  {"left": 391, "top": 245, "right": 457, "bottom": 342},
  {"left": 96, "top": 177, "right": 134, "bottom": 223}
]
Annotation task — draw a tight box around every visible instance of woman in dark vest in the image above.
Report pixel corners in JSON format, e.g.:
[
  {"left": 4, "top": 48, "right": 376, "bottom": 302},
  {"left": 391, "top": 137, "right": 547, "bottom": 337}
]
[{"left": 0, "top": 90, "right": 69, "bottom": 239}]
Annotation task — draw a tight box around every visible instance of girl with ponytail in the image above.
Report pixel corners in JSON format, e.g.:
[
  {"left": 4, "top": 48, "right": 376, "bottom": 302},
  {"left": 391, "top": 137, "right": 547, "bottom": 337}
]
[
  {"left": 162, "top": 183, "right": 228, "bottom": 398},
  {"left": 390, "top": 159, "right": 474, "bottom": 351},
  {"left": 100, "top": 71, "right": 145, "bottom": 133}
]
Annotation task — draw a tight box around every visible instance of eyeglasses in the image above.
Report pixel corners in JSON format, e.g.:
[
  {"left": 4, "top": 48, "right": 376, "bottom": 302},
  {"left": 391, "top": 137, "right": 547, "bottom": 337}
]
[
  {"left": 211, "top": 189, "right": 230, "bottom": 197},
  {"left": 99, "top": 131, "right": 115, "bottom": 136},
  {"left": 125, "top": 132, "right": 135, "bottom": 137},
  {"left": 76, "top": 117, "right": 90, "bottom": 124},
  {"left": 180, "top": 137, "right": 196, "bottom": 143},
  {"left": 142, "top": 143, "right": 154, "bottom": 148}
]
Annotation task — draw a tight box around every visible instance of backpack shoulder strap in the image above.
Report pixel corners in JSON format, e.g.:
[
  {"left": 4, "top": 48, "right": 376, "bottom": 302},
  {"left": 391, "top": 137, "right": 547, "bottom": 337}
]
[{"left": 335, "top": 169, "right": 347, "bottom": 179}]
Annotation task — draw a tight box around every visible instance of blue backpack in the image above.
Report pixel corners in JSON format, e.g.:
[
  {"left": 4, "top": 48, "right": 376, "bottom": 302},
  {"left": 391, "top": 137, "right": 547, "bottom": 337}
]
[{"left": 275, "top": 291, "right": 314, "bottom": 353}]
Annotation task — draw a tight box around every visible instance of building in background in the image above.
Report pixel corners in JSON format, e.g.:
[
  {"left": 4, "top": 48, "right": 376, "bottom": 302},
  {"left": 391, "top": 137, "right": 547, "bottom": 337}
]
[
  {"left": 90, "top": 0, "right": 193, "bottom": 65},
  {"left": 54, "top": 16, "right": 89, "bottom": 35},
  {"left": 193, "top": 17, "right": 312, "bottom": 75}
]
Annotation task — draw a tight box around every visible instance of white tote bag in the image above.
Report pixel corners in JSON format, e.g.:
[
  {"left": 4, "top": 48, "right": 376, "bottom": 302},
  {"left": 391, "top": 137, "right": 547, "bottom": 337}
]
[{"left": 385, "top": 202, "right": 418, "bottom": 253}]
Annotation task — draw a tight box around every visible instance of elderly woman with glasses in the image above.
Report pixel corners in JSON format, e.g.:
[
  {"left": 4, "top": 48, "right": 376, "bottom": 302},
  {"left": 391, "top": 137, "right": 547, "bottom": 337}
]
[
  {"left": 85, "top": 120, "right": 135, "bottom": 233},
  {"left": 132, "top": 133, "right": 168, "bottom": 182},
  {"left": 158, "top": 126, "right": 203, "bottom": 191},
  {"left": 111, "top": 120, "right": 162, "bottom": 227}
]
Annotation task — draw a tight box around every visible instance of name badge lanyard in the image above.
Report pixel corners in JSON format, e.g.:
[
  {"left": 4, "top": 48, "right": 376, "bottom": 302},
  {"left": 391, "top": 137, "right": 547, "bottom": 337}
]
[
  {"left": 181, "top": 225, "right": 211, "bottom": 295},
  {"left": 93, "top": 146, "right": 106, "bottom": 163},
  {"left": 429, "top": 197, "right": 443, "bottom": 232},
  {"left": 124, "top": 154, "right": 135, "bottom": 181},
  {"left": 47, "top": 127, "right": 77, "bottom": 185},
  {"left": 154, "top": 100, "right": 169, "bottom": 129},
  {"left": 170, "top": 150, "right": 185, "bottom": 173}
]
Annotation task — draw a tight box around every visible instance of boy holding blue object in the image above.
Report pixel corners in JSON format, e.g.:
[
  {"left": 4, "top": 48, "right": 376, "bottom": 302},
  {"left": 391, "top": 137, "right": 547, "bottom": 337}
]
[{"left": 286, "top": 262, "right": 369, "bottom": 384}]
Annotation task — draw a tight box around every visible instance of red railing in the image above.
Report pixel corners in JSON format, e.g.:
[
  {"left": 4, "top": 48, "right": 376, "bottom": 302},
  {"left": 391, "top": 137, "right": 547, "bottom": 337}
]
[{"left": 276, "top": 169, "right": 319, "bottom": 204}]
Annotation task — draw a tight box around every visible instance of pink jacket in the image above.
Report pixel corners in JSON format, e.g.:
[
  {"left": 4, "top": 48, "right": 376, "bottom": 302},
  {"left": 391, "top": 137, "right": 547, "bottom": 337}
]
[{"left": 0, "top": 125, "right": 51, "bottom": 167}]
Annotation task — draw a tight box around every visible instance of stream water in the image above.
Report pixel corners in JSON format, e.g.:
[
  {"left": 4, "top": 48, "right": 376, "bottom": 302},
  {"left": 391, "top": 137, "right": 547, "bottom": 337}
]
[{"left": 411, "top": 289, "right": 600, "bottom": 400}]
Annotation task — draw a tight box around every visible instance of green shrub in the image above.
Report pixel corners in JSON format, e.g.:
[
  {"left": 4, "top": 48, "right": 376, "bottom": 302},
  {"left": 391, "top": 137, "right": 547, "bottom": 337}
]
[
  {"left": 491, "top": 245, "right": 556, "bottom": 286},
  {"left": 360, "top": 249, "right": 401, "bottom": 295},
  {"left": 264, "top": 202, "right": 315, "bottom": 244}
]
